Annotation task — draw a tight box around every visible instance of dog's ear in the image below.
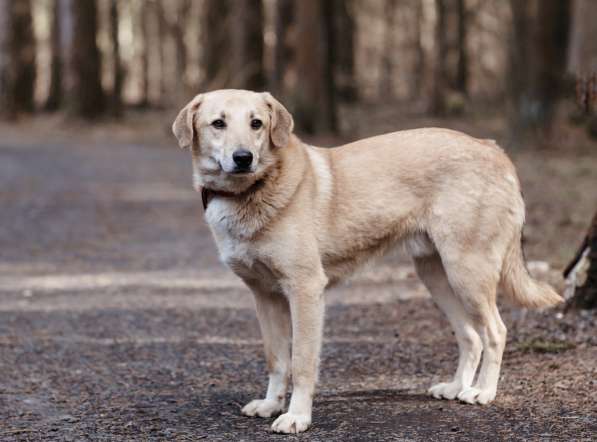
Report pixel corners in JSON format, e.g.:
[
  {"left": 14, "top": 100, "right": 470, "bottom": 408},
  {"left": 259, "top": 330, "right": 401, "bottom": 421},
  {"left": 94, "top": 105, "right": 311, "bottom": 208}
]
[
  {"left": 262, "top": 92, "right": 294, "bottom": 148},
  {"left": 172, "top": 94, "right": 203, "bottom": 149}
]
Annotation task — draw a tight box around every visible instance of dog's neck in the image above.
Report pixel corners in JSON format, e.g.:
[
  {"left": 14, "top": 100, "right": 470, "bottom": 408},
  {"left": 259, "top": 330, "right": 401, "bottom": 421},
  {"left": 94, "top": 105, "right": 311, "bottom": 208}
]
[{"left": 201, "top": 179, "right": 265, "bottom": 210}]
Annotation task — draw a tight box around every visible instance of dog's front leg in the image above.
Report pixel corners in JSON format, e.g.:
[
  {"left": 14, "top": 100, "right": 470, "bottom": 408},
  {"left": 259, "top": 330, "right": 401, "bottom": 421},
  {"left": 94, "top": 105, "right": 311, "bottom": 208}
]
[
  {"left": 241, "top": 288, "right": 291, "bottom": 418},
  {"left": 271, "top": 275, "right": 326, "bottom": 434}
]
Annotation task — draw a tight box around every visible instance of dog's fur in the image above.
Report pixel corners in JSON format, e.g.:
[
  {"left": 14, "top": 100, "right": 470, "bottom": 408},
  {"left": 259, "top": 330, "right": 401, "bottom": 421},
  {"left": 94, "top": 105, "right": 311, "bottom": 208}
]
[{"left": 172, "top": 89, "right": 562, "bottom": 434}]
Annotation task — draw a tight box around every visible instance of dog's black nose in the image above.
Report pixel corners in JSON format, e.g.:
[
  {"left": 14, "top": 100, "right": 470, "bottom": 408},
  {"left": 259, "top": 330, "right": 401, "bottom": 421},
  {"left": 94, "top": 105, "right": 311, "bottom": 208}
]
[{"left": 232, "top": 149, "right": 253, "bottom": 170}]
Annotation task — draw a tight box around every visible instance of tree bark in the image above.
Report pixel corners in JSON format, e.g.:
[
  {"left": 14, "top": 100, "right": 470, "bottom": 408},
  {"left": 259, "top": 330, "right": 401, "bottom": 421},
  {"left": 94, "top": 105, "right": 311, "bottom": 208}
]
[
  {"left": 171, "top": 0, "right": 190, "bottom": 98},
  {"left": 1, "top": 0, "right": 36, "bottom": 117},
  {"left": 202, "top": 0, "right": 231, "bottom": 89},
  {"left": 0, "top": 0, "right": 11, "bottom": 115},
  {"left": 455, "top": 0, "right": 468, "bottom": 96},
  {"left": 139, "top": 0, "right": 151, "bottom": 107},
  {"left": 230, "top": 0, "right": 265, "bottom": 90},
  {"left": 71, "top": 0, "right": 104, "bottom": 118},
  {"left": 412, "top": 0, "right": 426, "bottom": 98},
  {"left": 45, "top": 0, "right": 62, "bottom": 111},
  {"left": 565, "top": 212, "right": 597, "bottom": 310},
  {"left": 567, "top": 0, "right": 597, "bottom": 76},
  {"left": 57, "top": 0, "right": 73, "bottom": 108},
  {"left": 155, "top": 0, "right": 167, "bottom": 104},
  {"left": 334, "top": 0, "right": 356, "bottom": 102},
  {"left": 379, "top": 0, "right": 397, "bottom": 100},
  {"left": 109, "top": 0, "right": 123, "bottom": 116},
  {"left": 431, "top": 0, "right": 448, "bottom": 115},
  {"left": 272, "top": 0, "right": 293, "bottom": 96},
  {"left": 508, "top": 0, "right": 572, "bottom": 146},
  {"left": 294, "top": 0, "right": 336, "bottom": 134}
]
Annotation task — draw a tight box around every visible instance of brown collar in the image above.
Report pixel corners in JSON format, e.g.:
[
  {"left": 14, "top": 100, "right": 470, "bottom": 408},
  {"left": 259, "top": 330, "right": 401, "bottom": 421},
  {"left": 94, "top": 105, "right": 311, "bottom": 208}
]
[{"left": 201, "top": 179, "right": 265, "bottom": 210}]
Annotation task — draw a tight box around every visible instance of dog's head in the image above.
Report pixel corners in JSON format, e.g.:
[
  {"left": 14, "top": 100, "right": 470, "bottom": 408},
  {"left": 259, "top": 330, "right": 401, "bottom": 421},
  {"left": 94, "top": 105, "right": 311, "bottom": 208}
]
[{"left": 172, "top": 89, "right": 293, "bottom": 193}]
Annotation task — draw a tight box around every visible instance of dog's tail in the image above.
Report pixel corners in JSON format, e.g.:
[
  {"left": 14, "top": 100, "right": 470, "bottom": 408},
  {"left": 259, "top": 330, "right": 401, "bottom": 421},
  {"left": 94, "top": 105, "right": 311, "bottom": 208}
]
[{"left": 500, "top": 235, "right": 563, "bottom": 308}]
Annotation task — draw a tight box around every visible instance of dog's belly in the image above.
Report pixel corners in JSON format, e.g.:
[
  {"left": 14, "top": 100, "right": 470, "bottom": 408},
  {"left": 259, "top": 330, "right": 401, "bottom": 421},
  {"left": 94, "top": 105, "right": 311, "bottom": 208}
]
[{"left": 321, "top": 232, "right": 435, "bottom": 285}]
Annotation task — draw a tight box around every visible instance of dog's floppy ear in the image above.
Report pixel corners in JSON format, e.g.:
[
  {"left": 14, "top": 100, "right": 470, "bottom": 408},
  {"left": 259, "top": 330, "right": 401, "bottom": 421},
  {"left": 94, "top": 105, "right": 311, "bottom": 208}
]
[
  {"left": 172, "top": 94, "right": 203, "bottom": 149},
  {"left": 262, "top": 92, "right": 294, "bottom": 148}
]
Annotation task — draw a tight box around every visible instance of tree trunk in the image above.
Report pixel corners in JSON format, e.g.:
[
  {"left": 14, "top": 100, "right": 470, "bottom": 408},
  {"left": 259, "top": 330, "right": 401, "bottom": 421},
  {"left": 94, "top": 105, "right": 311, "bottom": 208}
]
[
  {"left": 230, "top": 0, "right": 264, "bottom": 90},
  {"left": 272, "top": 0, "right": 293, "bottom": 96},
  {"left": 567, "top": 0, "right": 597, "bottom": 76},
  {"left": 508, "top": 0, "right": 572, "bottom": 146},
  {"left": 71, "top": 0, "right": 104, "bottom": 118},
  {"left": 565, "top": 212, "right": 597, "bottom": 310},
  {"left": 155, "top": 0, "right": 167, "bottom": 105},
  {"left": 0, "top": 0, "right": 11, "bottom": 115},
  {"left": 172, "top": 0, "right": 190, "bottom": 98},
  {"left": 57, "top": 0, "right": 73, "bottom": 109},
  {"left": 1, "top": 0, "right": 36, "bottom": 117},
  {"left": 109, "top": 0, "right": 123, "bottom": 116},
  {"left": 322, "top": 0, "right": 337, "bottom": 131},
  {"left": 139, "top": 0, "right": 151, "bottom": 107},
  {"left": 379, "top": 0, "right": 397, "bottom": 100},
  {"left": 431, "top": 0, "right": 448, "bottom": 115},
  {"left": 455, "top": 0, "right": 468, "bottom": 96},
  {"left": 334, "top": 0, "right": 356, "bottom": 102},
  {"left": 45, "top": 0, "right": 62, "bottom": 111},
  {"left": 202, "top": 0, "right": 231, "bottom": 89},
  {"left": 294, "top": 0, "right": 336, "bottom": 134},
  {"left": 412, "top": 0, "right": 426, "bottom": 98}
]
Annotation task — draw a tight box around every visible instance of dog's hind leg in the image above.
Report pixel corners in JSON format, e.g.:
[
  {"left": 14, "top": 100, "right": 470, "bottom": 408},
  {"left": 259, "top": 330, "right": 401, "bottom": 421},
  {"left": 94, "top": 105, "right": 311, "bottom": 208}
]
[
  {"left": 241, "top": 287, "right": 291, "bottom": 418},
  {"left": 457, "top": 301, "right": 507, "bottom": 405},
  {"left": 437, "top": 252, "right": 507, "bottom": 405},
  {"left": 414, "top": 254, "right": 483, "bottom": 400}
]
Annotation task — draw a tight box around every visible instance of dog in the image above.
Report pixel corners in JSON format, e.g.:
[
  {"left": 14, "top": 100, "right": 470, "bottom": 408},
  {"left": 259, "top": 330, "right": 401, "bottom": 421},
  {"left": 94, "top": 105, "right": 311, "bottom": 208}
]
[{"left": 172, "top": 89, "right": 562, "bottom": 434}]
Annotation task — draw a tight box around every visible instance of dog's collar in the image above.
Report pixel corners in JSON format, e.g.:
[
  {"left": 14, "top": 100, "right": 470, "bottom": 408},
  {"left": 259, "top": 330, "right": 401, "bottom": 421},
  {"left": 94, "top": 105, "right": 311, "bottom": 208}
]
[{"left": 201, "top": 179, "right": 265, "bottom": 210}]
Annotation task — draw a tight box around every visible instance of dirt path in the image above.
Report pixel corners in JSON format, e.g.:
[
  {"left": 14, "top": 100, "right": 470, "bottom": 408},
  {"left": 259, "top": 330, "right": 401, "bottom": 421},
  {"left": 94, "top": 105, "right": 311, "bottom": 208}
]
[{"left": 0, "top": 130, "right": 595, "bottom": 441}]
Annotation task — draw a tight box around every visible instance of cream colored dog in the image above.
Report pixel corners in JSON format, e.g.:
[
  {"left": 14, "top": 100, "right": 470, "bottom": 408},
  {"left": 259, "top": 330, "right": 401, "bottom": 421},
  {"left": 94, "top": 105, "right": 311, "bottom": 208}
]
[{"left": 172, "top": 89, "right": 562, "bottom": 434}]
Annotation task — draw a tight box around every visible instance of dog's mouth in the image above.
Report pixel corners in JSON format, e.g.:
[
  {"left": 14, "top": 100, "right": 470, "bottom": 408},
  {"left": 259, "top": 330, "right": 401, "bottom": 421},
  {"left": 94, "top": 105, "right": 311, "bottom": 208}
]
[
  {"left": 222, "top": 161, "right": 256, "bottom": 176},
  {"left": 229, "top": 168, "right": 254, "bottom": 176}
]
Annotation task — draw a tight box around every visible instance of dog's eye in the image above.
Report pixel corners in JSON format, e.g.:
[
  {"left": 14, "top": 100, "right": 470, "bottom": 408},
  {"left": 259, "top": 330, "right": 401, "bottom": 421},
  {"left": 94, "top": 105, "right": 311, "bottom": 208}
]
[
  {"left": 250, "top": 119, "right": 262, "bottom": 130},
  {"left": 211, "top": 119, "right": 226, "bottom": 129}
]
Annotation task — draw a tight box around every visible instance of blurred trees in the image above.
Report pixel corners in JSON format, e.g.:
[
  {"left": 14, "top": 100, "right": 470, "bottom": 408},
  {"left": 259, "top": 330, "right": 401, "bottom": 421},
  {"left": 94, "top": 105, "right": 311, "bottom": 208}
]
[
  {"left": 271, "top": 0, "right": 293, "bottom": 96},
  {"left": 0, "top": 0, "right": 36, "bottom": 118},
  {"left": 44, "top": 0, "right": 61, "bottom": 111},
  {"left": 108, "top": 0, "right": 123, "bottom": 115},
  {"left": 0, "top": 0, "right": 593, "bottom": 141},
  {"left": 202, "top": 0, "right": 230, "bottom": 89},
  {"left": 294, "top": 0, "right": 336, "bottom": 133},
  {"left": 431, "top": 0, "right": 471, "bottom": 115},
  {"left": 71, "top": 0, "right": 104, "bottom": 118},
  {"left": 230, "top": 0, "right": 265, "bottom": 90},
  {"left": 333, "top": 0, "right": 356, "bottom": 102},
  {"left": 508, "top": 0, "right": 572, "bottom": 145}
]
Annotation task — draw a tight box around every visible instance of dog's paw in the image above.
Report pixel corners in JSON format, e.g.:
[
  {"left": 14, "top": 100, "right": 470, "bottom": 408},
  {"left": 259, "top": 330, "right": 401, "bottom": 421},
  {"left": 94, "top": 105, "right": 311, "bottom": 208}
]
[
  {"left": 428, "top": 382, "right": 463, "bottom": 400},
  {"left": 241, "top": 399, "right": 284, "bottom": 418},
  {"left": 271, "top": 412, "right": 311, "bottom": 434},
  {"left": 457, "top": 387, "right": 496, "bottom": 405}
]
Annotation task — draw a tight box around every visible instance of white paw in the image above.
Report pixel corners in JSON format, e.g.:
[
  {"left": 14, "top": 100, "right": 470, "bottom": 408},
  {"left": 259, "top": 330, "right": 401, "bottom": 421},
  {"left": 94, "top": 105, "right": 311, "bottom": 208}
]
[
  {"left": 457, "top": 386, "right": 496, "bottom": 405},
  {"left": 271, "top": 412, "right": 311, "bottom": 434},
  {"left": 241, "top": 399, "right": 284, "bottom": 418},
  {"left": 428, "top": 382, "right": 463, "bottom": 400}
]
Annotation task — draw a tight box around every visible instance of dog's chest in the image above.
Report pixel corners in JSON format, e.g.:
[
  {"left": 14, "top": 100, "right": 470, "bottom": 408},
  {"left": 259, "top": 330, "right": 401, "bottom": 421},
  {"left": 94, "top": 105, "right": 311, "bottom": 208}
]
[
  {"left": 219, "top": 240, "right": 279, "bottom": 290},
  {"left": 211, "top": 226, "right": 279, "bottom": 289}
]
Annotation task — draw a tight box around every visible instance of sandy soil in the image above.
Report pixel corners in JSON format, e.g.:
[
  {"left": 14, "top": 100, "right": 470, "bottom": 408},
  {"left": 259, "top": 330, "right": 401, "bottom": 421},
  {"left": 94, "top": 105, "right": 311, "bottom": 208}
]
[{"left": 0, "top": 114, "right": 595, "bottom": 441}]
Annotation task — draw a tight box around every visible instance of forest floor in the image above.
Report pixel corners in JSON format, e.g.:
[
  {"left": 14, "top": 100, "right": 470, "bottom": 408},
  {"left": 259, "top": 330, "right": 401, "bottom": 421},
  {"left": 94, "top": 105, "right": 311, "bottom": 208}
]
[{"left": 0, "top": 108, "right": 595, "bottom": 441}]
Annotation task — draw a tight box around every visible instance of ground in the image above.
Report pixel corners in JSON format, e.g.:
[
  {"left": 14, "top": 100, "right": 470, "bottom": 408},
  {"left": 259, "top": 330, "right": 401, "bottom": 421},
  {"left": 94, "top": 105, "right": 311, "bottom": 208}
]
[{"left": 0, "top": 112, "right": 595, "bottom": 441}]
